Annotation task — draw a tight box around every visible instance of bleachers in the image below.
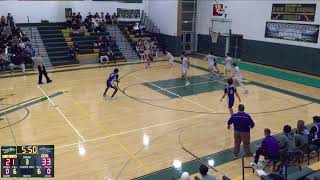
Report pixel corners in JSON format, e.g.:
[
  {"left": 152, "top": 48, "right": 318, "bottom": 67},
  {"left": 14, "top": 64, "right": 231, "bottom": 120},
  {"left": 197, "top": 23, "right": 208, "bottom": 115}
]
[
  {"left": 38, "top": 23, "right": 78, "bottom": 66},
  {"left": 38, "top": 23, "right": 125, "bottom": 66},
  {"left": 117, "top": 21, "right": 163, "bottom": 57},
  {"left": 62, "top": 29, "right": 124, "bottom": 63}
]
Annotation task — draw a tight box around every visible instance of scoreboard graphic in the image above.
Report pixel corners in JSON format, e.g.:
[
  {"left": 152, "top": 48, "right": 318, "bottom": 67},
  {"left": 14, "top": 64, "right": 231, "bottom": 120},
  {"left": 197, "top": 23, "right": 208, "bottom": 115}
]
[{"left": 1, "top": 145, "right": 54, "bottom": 178}]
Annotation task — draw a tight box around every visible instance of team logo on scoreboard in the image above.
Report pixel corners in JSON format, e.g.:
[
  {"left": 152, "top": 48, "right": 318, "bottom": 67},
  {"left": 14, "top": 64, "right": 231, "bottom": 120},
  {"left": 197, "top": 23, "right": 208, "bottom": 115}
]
[
  {"left": 39, "top": 146, "right": 54, "bottom": 153},
  {"left": 213, "top": 4, "right": 224, "bottom": 16},
  {"left": 2, "top": 147, "right": 15, "bottom": 154}
]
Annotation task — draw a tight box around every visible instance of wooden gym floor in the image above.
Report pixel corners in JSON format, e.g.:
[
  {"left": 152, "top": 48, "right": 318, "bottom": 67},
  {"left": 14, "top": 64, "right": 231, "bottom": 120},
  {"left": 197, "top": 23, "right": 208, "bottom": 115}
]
[{"left": 0, "top": 57, "right": 319, "bottom": 180}]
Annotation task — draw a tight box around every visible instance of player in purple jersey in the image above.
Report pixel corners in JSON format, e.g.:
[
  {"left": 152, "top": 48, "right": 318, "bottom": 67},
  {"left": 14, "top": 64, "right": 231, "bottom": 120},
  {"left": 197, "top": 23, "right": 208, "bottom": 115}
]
[
  {"left": 220, "top": 78, "right": 241, "bottom": 116},
  {"left": 103, "top": 68, "right": 119, "bottom": 98}
]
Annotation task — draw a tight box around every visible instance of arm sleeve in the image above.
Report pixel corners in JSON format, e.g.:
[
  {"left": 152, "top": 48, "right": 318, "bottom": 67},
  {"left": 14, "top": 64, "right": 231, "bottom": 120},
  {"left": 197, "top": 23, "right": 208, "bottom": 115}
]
[
  {"left": 227, "top": 116, "right": 233, "bottom": 125},
  {"left": 260, "top": 139, "right": 267, "bottom": 152},
  {"left": 249, "top": 115, "right": 255, "bottom": 128}
]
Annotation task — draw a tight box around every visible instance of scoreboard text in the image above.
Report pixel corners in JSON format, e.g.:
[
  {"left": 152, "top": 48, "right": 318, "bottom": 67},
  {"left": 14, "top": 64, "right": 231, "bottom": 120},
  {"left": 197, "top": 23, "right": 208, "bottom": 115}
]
[
  {"left": 271, "top": 4, "right": 316, "bottom": 22},
  {"left": 1, "top": 145, "right": 54, "bottom": 178}
]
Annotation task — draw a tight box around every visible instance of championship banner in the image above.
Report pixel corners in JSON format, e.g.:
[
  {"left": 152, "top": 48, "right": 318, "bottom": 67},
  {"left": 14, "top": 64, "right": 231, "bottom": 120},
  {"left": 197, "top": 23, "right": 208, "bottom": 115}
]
[
  {"left": 117, "top": 8, "right": 140, "bottom": 19},
  {"left": 265, "top": 22, "right": 319, "bottom": 43},
  {"left": 271, "top": 4, "right": 316, "bottom": 22}
]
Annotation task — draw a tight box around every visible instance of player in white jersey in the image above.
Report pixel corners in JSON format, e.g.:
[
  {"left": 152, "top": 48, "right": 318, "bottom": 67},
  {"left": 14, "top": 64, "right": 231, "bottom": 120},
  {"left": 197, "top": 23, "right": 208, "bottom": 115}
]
[
  {"left": 165, "top": 50, "right": 174, "bottom": 67},
  {"left": 181, "top": 52, "right": 190, "bottom": 86},
  {"left": 230, "top": 63, "right": 248, "bottom": 93},
  {"left": 204, "top": 51, "right": 220, "bottom": 78},
  {"left": 143, "top": 50, "right": 151, "bottom": 68},
  {"left": 224, "top": 53, "right": 233, "bottom": 78}
]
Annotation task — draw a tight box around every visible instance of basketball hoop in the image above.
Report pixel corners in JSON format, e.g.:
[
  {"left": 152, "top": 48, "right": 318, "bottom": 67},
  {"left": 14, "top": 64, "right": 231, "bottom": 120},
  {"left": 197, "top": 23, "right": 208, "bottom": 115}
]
[{"left": 211, "top": 32, "right": 220, "bottom": 43}]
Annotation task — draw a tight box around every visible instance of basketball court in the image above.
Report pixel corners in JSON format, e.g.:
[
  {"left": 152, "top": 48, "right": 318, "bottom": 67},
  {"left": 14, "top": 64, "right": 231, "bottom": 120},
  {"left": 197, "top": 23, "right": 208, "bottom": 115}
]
[
  {"left": 0, "top": 57, "right": 319, "bottom": 179},
  {"left": 0, "top": 0, "right": 319, "bottom": 179}
]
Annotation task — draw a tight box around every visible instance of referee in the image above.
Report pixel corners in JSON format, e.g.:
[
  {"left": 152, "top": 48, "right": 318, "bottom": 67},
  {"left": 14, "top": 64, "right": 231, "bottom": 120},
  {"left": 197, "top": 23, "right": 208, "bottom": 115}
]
[
  {"left": 227, "top": 104, "right": 254, "bottom": 158},
  {"left": 34, "top": 53, "right": 52, "bottom": 84}
]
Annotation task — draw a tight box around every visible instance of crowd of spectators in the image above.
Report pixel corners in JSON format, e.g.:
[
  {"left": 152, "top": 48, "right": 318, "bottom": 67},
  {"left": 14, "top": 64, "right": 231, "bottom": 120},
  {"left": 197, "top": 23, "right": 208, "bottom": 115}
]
[
  {"left": 178, "top": 110, "right": 320, "bottom": 180},
  {"left": 128, "top": 22, "right": 146, "bottom": 37},
  {"left": 0, "top": 13, "right": 34, "bottom": 74},
  {"left": 95, "top": 35, "right": 117, "bottom": 64},
  {"left": 251, "top": 115, "right": 320, "bottom": 172},
  {"left": 66, "top": 12, "right": 118, "bottom": 33},
  {"left": 136, "top": 37, "right": 159, "bottom": 61}
]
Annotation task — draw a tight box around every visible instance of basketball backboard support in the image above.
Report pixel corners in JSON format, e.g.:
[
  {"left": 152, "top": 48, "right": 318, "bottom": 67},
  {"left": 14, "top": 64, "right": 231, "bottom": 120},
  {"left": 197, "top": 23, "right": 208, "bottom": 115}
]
[
  {"left": 210, "top": 18, "right": 232, "bottom": 54},
  {"left": 210, "top": 17, "right": 232, "bottom": 36}
]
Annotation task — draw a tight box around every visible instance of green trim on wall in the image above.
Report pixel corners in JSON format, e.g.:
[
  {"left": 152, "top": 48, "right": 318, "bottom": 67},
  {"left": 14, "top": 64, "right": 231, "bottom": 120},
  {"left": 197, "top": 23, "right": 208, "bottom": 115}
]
[{"left": 197, "top": 34, "right": 320, "bottom": 76}]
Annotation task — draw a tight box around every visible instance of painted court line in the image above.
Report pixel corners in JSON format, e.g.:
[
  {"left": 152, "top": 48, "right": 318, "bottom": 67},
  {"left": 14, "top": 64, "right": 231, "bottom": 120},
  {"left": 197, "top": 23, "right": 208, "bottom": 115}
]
[
  {"left": 164, "top": 80, "right": 218, "bottom": 90},
  {"left": 56, "top": 114, "right": 208, "bottom": 149},
  {"left": 130, "top": 74, "right": 216, "bottom": 113},
  {"left": 199, "top": 74, "right": 227, "bottom": 85},
  {"left": 37, "top": 85, "right": 86, "bottom": 142},
  {"left": 66, "top": 93, "right": 148, "bottom": 172}
]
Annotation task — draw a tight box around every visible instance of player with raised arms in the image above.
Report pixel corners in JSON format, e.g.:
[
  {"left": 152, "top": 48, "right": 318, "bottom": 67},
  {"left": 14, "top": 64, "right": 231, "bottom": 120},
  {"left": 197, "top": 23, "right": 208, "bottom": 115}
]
[
  {"left": 165, "top": 49, "right": 174, "bottom": 67},
  {"left": 204, "top": 51, "right": 220, "bottom": 78},
  {"left": 181, "top": 52, "right": 191, "bottom": 86},
  {"left": 103, "top": 68, "right": 120, "bottom": 98},
  {"left": 220, "top": 78, "right": 241, "bottom": 116}
]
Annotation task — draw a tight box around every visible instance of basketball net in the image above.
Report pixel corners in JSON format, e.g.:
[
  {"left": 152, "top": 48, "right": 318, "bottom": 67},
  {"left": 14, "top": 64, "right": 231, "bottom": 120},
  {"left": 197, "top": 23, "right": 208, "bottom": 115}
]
[{"left": 211, "top": 32, "right": 220, "bottom": 43}]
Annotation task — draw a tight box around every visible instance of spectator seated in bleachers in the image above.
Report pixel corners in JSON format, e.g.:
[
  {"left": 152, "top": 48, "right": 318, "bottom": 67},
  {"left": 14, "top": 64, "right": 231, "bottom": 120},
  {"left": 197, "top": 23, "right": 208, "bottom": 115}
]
[
  {"left": 21, "top": 33, "right": 30, "bottom": 43},
  {"left": 66, "top": 10, "right": 114, "bottom": 34},
  {"left": 295, "top": 120, "right": 310, "bottom": 151},
  {"left": 105, "top": 13, "right": 111, "bottom": 24},
  {"left": 0, "top": 16, "right": 6, "bottom": 27},
  {"left": 87, "top": 12, "right": 93, "bottom": 20},
  {"left": 251, "top": 128, "right": 280, "bottom": 167},
  {"left": 66, "top": 17, "right": 73, "bottom": 30},
  {"left": 308, "top": 116, "right": 320, "bottom": 150},
  {"left": 0, "top": 49, "right": 9, "bottom": 73},
  {"left": 94, "top": 12, "right": 100, "bottom": 19},
  {"left": 95, "top": 35, "right": 106, "bottom": 49},
  {"left": 0, "top": 15, "right": 33, "bottom": 74},
  {"left": 71, "top": 19, "right": 80, "bottom": 34},
  {"left": 76, "top": 12, "right": 82, "bottom": 21},
  {"left": 106, "top": 48, "right": 114, "bottom": 63},
  {"left": 250, "top": 117, "right": 320, "bottom": 172},
  {"left": 69, "top": 42, "right": 79, "bottom": 60},
  {"left": 278, "top": 125, "right": 300, "bottom": 160},
  {"left": 9, "top": 53, "right": 25, "bottom": 73},
  {"left": 99, "top": 50, "right": 109, "bottom": 64},
  {"left": 95, "top": 35, "right": 115, "bottom": 50},
  {"left": 194, "top": 164, "right": 216, "bottom": 180},
  {"left": 98, "top": 47, "right": 115, "bottom": 64},
  {"left": 180, "top": 172, "right": 190, "bottom": 180},
  {"left": 6, "top": 13, "right": 14, "bottom": 28},
  {"left": 111, "top": 13, "right": 118, "bottom": 25}
]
